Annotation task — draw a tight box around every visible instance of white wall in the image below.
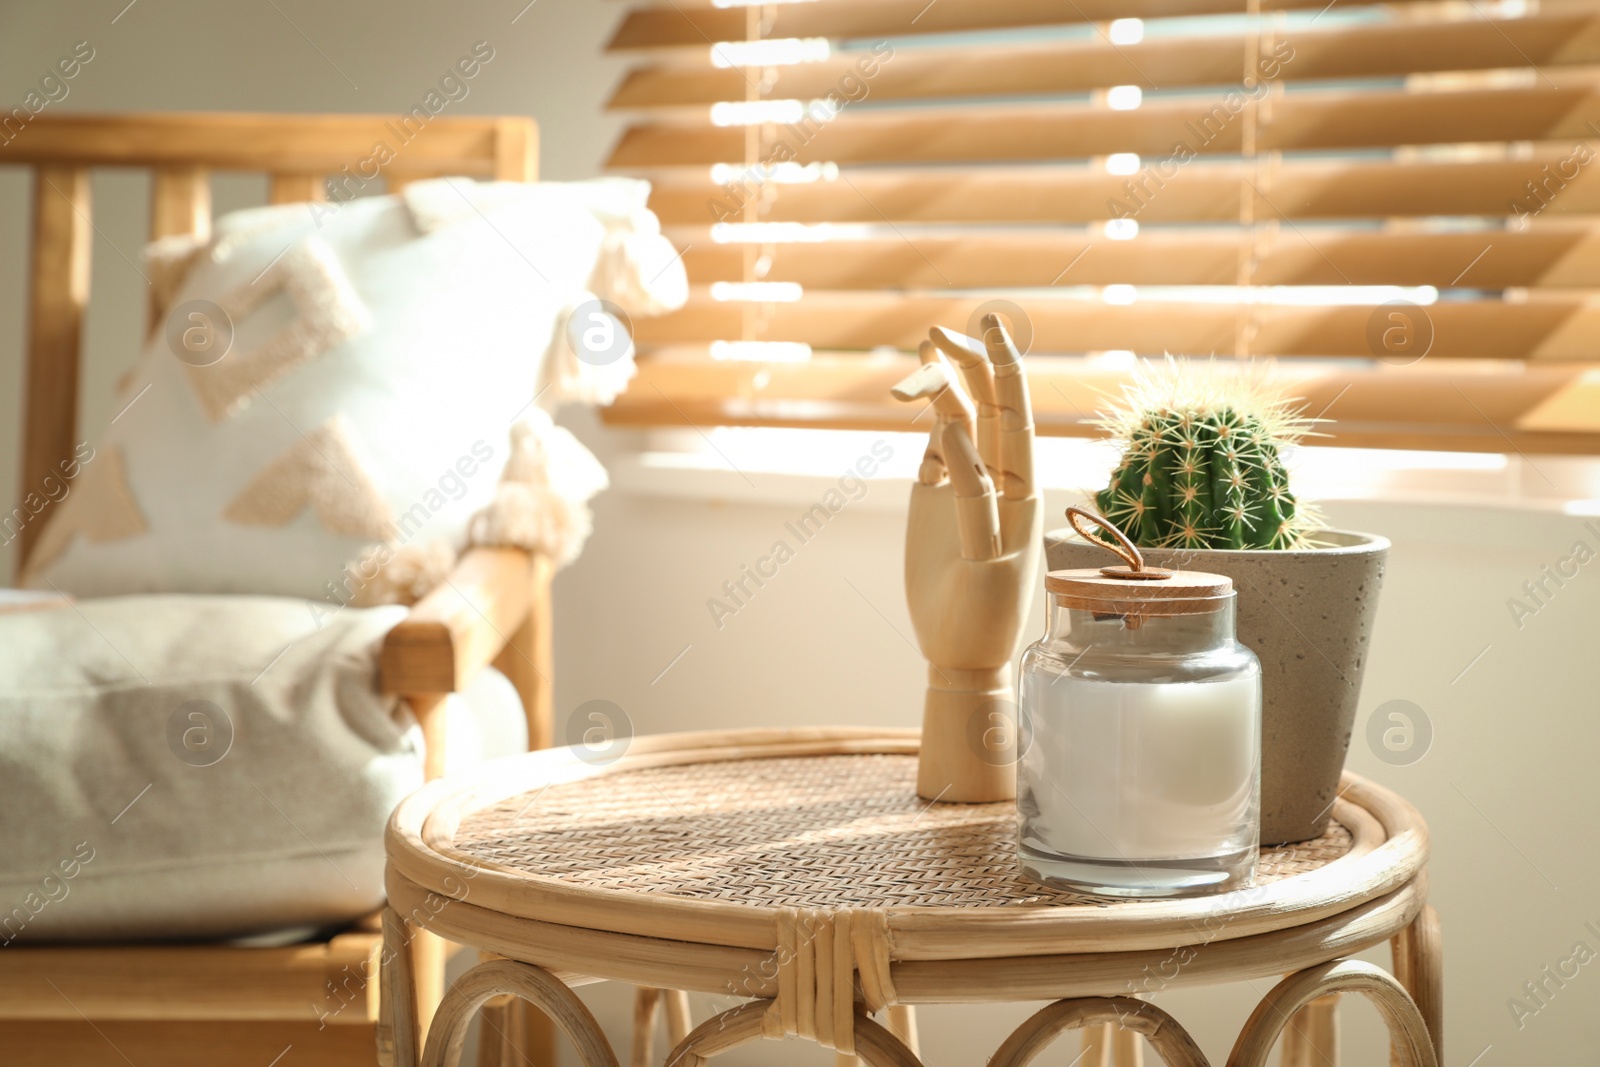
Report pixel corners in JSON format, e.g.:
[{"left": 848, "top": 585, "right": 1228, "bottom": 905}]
[{"left": 3, "top": 3, "right": 1598, "bottom": 1064}]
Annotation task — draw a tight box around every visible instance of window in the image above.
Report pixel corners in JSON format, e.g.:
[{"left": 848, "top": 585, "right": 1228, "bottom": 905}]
[{"left": 601, "top": 0, "right": 1600, "bottom": 454}]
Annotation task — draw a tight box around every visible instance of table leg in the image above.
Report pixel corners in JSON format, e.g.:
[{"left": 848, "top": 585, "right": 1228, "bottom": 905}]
[
  {"left": 886, "top": 1005, "right": 920, "bottom": 1059},
  {"left": 1280, "top": 995, "right": 1339, "bottom": 1067},
  {"left": 413, "top": 928, "right": 449, "bottom": 1048},
  {"left": 476, "top": 995, "right": 557, "bottom": 1067},
  {"left": 1390, "top": 906, "right": 1443, "bottom": 1067},
  {"left": 633, "top": 988, "right": 663, "bottom": 1066},
  {"left": 1112, "top": 1023, "right": 1144, "bottom": 1067},
  {"left": 1081, "top": 1022, "right": 1112, "bottom": 1067},
  {"left": 477, "top": 996, "right": 516, "bottom": 1067},
  {"left": 1080, "top": 1015, "right": 1144, "bottom": 1066},
  {"left": 516, "top": 996, "right": 559, "bottom": 1067},
  {"left": 631, "top": 987, "right": 691, "bottom": 1065},
  {"left": 380, "top": 908, "right": 421, "bottom": 1067},
  {"left": 665, "top": 990, "right": 693, "bottom": 1047}
]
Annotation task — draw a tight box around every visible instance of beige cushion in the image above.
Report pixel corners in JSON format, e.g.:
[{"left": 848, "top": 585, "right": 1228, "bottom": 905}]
[{"left": 0, "top": 594, "right": 430, "bottom": 944}]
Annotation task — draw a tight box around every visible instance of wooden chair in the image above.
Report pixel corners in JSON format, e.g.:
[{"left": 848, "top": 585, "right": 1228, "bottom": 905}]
[{"left": 0, "top": 112, "right": 555, "bottom": 1067}]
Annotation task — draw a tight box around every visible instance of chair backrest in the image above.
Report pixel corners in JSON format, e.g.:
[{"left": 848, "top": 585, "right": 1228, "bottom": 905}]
[{"left": 2, "top": 111, "right": 537, "bottom": 575}]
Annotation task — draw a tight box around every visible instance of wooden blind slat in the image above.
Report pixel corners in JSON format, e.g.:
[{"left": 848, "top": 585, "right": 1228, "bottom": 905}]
[
  {"left": 605, "top": 354, "right": 1600, "bottom": 454},
  {"left": 634, "top": 292, "right": 1600, "bottom": 361},
  {"left": 612, "top": 13, "right": 1600, "bottom": 109},
  {"left": 675, "top": 227, "right": 1600, "bottom": 289},
  {"left": 609, "top": 79, "right": 1600, "bottom": 167},
  {"left": 648, "top": 151, "right": 1600, "bottom": 226},
  {"left": 608, "top": 0, "right": 1439, "bottom": 51}
]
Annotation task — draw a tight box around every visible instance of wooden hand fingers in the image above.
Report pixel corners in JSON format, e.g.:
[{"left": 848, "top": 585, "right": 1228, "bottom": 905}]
[
  {"left": 979, "top": 313, "right": 1036, "bottom": 501},
  {"left": 892, "top": 346, "right": 975, "bottom": 486},
  {"left": 912, "top": 341, "right": 949, "bottom": 483},
  {"left": 942, "top": 419, "right": 1002, "bottom": 561},
  {"left": 930, "top": 325, "right": 1000, "bottom": 484},
  {"left": 890, "top": 326, "right": 1020, "bottom": 562},
  {"left": 893, "top": 351, "right": 975, "bottom": 430}
]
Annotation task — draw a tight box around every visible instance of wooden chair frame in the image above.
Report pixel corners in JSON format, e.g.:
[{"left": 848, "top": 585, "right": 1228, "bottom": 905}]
[{"left": 0, "top": 112, "right": 553, "bottom": 1067}]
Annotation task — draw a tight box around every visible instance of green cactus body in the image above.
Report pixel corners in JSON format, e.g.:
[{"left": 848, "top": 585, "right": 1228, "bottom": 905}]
[{"left": 1095, "top": 403, "right": 1310, "bottom": 550}]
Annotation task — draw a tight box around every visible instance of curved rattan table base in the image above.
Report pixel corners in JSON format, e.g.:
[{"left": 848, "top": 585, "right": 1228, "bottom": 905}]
[
  {"left": 1227, "top": 961, "right": 1439, "bottom": 1067},
  {"left": 380, "top": 728, "right": 1442, "bottom": 1067},
  {"left": 419, "top": 958, "right": 616, "bottom": 1067},
  {"left": 988, "top": 997, "right": 1209, "bottom": 1067},
  {"left": 379, "top": 952, "right": 1440, "bottom": 1067},
  {"left": 662, "top": 998, "right": 924, "bottom": 1067}
]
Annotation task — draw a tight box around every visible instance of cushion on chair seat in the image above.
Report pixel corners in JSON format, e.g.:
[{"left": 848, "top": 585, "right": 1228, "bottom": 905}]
[{"left": 0, "top": 594, "right": 518, "bottom": 944}]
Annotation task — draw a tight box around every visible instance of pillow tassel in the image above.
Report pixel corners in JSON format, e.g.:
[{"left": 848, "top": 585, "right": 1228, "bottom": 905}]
[
  {"left": 466, "top": 413, "right": 608, "bottom": 568},
  {"left": 347, "top": 539, "right": 459, "bottom": 608}
]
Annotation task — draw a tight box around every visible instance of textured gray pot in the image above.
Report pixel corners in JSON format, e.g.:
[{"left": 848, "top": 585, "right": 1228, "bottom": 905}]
[{"left": 1043, "top": 529, "right": 1388, "bottom": 845}]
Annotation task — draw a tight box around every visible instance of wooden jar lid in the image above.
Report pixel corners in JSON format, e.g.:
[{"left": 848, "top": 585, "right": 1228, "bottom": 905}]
[
  {"left": 1050, "top": 506, "right": 1234, "bottom": 616},
  {"left": 1045, "top": 567, "right": 1233, "bottom": 616}
]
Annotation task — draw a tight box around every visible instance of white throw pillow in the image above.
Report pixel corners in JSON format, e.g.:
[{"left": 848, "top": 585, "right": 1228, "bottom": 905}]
[{"left": 22, "top": 177, "right": 684, "bottom": 602}]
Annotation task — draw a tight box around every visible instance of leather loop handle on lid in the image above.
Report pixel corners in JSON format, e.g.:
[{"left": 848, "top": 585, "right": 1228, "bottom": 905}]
[{"left": 1064, "top": 506, "right": 1172, "bottom": 580}]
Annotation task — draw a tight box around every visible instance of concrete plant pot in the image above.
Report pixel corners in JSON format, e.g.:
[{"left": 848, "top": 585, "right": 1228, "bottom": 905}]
[{"left": 1043, "top": 528, "right": 1389, "bottom": 845}]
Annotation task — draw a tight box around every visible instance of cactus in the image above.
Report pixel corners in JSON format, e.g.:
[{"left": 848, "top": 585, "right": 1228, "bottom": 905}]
[{"left": 1092, "top": 360, "right": 1320, "bottom": 550}]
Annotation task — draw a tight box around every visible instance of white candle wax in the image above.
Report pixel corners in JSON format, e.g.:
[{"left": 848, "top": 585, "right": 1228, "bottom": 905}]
[{"left": 1023, "top": 673, "right": 1260, "bottom": 861}]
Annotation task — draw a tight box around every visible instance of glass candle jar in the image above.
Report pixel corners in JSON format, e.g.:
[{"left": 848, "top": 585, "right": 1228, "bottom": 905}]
[{"left": 1017, "top": 515, "right": 1262, "bottom": 897}]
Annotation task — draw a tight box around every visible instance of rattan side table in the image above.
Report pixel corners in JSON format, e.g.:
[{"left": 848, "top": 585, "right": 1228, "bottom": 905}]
[{"left": 379, "top": 728, "right": 1442, "bottom": 1067}]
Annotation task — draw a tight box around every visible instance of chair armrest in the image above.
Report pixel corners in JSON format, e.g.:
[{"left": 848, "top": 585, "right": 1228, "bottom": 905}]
[{"left": 379, "top": 546, "right": 533, "bottom": 695}]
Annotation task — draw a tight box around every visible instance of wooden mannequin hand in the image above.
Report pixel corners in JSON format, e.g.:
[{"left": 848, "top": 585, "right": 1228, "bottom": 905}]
[{"left": 893, "top": 316, "right": 1042, "bottom": 801}]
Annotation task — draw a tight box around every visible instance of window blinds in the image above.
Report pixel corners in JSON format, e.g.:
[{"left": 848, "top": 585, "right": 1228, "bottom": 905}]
[{"left": 601, "top": 0, "right": 1600, "bottom": 453}]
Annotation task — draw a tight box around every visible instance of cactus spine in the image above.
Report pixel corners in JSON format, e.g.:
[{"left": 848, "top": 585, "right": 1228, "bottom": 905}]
[{"left": 1093, "top": 361, "right": 1318, "bottom": 550}]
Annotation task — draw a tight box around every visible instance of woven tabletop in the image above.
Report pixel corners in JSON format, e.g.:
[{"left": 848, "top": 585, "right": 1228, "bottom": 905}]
[{"left": 452, "top": 753, "right": 1352, "bottom": 911}]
